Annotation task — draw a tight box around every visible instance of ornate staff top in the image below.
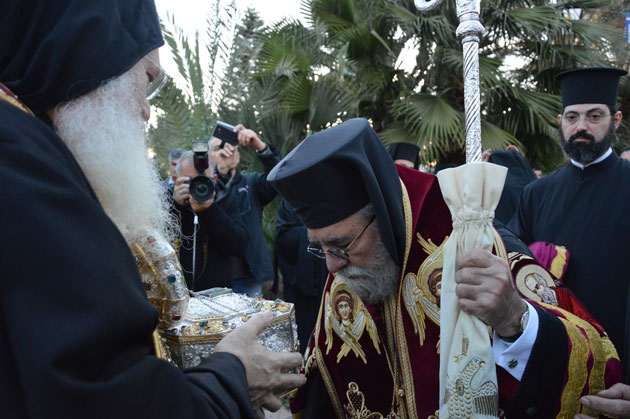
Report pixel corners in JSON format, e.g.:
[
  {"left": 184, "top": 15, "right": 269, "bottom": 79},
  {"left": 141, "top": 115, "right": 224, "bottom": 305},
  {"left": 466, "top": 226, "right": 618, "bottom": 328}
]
[{"left": 414, "top": 0, "right": 484, "bottom": 163}]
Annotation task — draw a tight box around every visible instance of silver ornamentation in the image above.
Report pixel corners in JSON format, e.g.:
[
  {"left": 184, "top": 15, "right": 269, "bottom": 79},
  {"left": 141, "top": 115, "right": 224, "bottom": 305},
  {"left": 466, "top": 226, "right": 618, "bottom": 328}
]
[{"left": 414, "top": 0, "right": 484, "bottom": 163}]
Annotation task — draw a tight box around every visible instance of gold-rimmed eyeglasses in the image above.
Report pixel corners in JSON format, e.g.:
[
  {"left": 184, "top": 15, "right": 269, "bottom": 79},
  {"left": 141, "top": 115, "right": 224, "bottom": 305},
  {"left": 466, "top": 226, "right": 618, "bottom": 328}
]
[{"left": 307, "top": 216, "right": 375, "bottom": 261}]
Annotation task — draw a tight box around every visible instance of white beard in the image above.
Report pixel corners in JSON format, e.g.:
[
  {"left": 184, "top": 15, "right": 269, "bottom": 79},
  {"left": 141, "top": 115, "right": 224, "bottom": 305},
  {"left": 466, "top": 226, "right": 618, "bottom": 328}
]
[
  {"left": 336, "top": 229, "right": 401, "bottom": 305},
  {"left": 51, "top": 71, "right": 173, "bottom": 244}
]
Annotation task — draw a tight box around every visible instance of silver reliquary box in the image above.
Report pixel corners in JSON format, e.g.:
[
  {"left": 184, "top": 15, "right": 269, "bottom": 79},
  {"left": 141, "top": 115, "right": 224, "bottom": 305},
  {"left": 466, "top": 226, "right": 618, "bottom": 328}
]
[
  {"left": 131, "top": 231, "right": 298, "bottom": 371},
  {"left": 160, "top": 288, "right": 299, "bottom": 370}
]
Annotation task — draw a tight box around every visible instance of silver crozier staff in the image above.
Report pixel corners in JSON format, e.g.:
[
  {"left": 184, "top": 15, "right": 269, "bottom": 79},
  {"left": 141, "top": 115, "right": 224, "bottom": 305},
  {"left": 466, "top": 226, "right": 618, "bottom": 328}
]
[{"left": 414, "top": 1, "right": 505, "bottom": 418}]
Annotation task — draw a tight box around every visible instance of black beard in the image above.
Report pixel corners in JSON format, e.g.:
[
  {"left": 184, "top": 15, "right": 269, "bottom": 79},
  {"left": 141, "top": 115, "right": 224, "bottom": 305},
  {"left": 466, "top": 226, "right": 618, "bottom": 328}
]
[{"left": 559, "top": 121, "right": 616, "bottom": 164}]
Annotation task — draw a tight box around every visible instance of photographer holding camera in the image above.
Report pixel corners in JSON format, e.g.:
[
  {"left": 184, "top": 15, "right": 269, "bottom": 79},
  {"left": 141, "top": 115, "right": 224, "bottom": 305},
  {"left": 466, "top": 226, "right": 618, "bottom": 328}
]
[
  {"left": 210, "top": 123, "right": 279, "bottom": 297},
  {"left": 172, "top": 146, "right": 249, "bottom": 291}
]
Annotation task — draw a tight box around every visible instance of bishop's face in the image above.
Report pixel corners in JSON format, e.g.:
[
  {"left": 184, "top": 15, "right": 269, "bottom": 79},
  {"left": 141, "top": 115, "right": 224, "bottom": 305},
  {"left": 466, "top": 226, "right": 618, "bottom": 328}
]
[
  {"left": 558, "top": 103, "right": 622, "bottom": 164},
  {"left": 307, "top": 209, "right": 401, "bottom": 305}
]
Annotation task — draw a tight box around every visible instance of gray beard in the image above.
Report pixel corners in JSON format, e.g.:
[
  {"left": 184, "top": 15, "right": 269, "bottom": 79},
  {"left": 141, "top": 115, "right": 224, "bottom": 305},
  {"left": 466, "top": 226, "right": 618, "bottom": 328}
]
[
  {"left": 336, "top": 232, "right": 401, "bottom": 305},
  {"left": 559, "top": 121, "right": 615, "bottom": 164},
  {"left": 51, "top": 71, "right": 174, "bottom": 244}
]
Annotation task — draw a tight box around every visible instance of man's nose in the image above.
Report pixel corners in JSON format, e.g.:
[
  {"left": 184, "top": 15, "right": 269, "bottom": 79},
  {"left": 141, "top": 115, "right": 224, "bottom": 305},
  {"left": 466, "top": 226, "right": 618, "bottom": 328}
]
[
  {"left": 325, "top": 254, "right": 348, "bottom": 274},
  {"left": 575, "top": 115, "right": 589, "bottom": 132}
]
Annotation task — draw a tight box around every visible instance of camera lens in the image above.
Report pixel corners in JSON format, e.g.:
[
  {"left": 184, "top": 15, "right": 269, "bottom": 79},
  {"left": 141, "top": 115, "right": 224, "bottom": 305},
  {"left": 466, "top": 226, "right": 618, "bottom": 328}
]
[{"left": 189, "top": 175, "right": 215, "bottom": 202}]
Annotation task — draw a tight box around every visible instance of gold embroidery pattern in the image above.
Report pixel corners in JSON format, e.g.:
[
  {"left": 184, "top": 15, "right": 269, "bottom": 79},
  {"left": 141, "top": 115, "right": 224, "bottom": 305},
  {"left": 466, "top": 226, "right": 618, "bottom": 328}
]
[
  {"left": 443, "top": 337, "right": 498, "bottom": 417},
  {"left": 395, "top": 181, "right": 417, "bottom": 418},
  {"left": 557, "top": 316, "right": 589, "bottom": 418},
  {"left": 403, "top": 234, "right": 447, "bottom": 333},
  {"left": 549, "top": 246, "right": 568, "bottom": 280},
  {"left": 514, "top": 262, "right": 558, "bottom": 306},
  {"left": 344, "top": 382, "right": 385, "bottom": 419},
  {"left": 539, "top": 303, "right": 620, "bottom": 418},
  {"left": 403, "top": 231, "right": 506, "bottom": 346},
  {"left": 324, "top": 278, "right": 381, "bottom": 363}
]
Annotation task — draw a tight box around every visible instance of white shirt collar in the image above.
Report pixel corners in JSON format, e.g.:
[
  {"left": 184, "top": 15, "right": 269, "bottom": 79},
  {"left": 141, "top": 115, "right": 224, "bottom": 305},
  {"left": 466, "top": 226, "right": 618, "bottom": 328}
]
[{"left": 570, "top": 148, "right": 613, "bottom": 170}]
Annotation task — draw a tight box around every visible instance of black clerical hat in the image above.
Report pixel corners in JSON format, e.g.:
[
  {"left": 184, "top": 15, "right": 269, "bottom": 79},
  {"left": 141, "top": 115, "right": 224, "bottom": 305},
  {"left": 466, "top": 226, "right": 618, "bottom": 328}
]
[
  {"left": 268, "top": 118, "right": 405, "bottom": 264},
  {"left": 556, "top": 67, "right": 627, "bottom": 108},
  {"left": 387, "top": 142, "right": 421, "bottom": 169},
  {"left": 0, "top": 0, "right": 164, "bottom": 114}
]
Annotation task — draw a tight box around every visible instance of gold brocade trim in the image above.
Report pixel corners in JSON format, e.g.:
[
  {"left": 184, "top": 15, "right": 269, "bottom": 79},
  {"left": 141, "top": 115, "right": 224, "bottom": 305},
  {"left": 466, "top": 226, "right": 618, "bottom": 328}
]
[
  {"left": 393, "top": 180, "right": 416, "bottom": 419},
  {"left": 0, "top": 82, "right": 34, "bottom": 116},
  {"left": 549, "top": 246, "right": 568, "bottom": 280},
  {"left": 315, "top": 346, "right": 346, "bottom": 418},
  {"left": 539, "top": 303, "right": 620, "bottom": 418},
  {"left": 492, "top": 229, "right": 507, "bottom": 262},
  {"left": 556, "top": 317, "right": 589, "bottom": 418}
]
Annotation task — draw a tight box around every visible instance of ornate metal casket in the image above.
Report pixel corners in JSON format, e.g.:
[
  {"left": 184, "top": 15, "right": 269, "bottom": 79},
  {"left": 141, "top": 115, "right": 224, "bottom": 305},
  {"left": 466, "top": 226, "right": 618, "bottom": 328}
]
[
  {"left": 131, "top": 232, "right": 298, "bottom": 370},
  {"left": 161, "top": 288, "right": 298, "bottom": 369}
]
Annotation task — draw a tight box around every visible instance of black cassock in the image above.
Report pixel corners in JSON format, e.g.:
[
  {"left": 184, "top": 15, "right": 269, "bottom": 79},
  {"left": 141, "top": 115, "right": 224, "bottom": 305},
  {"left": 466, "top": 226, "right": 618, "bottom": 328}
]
[
  {"left": 0, "top": 101, "right": 253, "bottom": 418},
  {"left": 509, "top": 151, "right": 630, "bottom": 374}
]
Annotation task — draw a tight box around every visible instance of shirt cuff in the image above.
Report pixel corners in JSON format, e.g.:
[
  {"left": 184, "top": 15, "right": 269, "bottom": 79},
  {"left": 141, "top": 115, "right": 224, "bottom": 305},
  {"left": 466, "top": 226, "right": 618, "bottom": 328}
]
[{"left": 492, "top": 301, "right": 539, "bottom": 381}]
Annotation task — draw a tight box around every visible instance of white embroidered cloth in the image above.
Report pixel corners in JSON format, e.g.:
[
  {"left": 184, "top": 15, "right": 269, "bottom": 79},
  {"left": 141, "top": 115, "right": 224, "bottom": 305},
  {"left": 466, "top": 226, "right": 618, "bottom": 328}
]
[{"left": 437, "top": 162, "right": 507, "bottom": 419}]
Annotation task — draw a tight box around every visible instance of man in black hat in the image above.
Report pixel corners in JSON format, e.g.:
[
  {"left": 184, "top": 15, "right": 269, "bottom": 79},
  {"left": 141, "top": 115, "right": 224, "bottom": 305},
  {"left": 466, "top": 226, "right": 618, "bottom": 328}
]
[
  {"left": 386, "top": 142, "right": 421, "bottom": 170},
  {"left": 509, "top": 67, "right": 630, "bottom": 389},
  {"left": 0, "top": 1, "right": 303, "bottom": 417},
  {"left": 268, "top": 118, "right": 622, "bottom": 418}
]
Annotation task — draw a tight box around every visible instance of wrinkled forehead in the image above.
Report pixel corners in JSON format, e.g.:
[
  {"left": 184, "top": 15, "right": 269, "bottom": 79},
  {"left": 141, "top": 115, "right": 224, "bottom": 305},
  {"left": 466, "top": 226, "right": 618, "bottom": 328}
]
[
  {"left": 562, "top": 103, "right": 609, "bottom": 114},
  {"left": 306, "top": 210, "right": 366, "bottom": 246}
]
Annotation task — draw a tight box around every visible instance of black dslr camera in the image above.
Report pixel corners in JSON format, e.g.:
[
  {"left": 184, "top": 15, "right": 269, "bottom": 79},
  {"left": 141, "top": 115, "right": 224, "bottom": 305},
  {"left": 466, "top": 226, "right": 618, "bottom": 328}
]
[{"left": 188, "top": 141, "right": 215, "bottom": 202}]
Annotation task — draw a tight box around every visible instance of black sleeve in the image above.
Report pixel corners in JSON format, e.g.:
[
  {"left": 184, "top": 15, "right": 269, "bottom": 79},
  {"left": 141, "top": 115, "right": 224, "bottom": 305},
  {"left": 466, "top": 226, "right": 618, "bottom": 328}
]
[
  {"left": 506, "top": 307, "right": 568, "bottom": 418},
  {"left": 253, "top": 145, "right": 281, "bottom": 207},
  {"left": 275, "top": 200, "right": 307, "bottom": 264},
  {"left": 0, "top": 108, "right": 254, "bottom": 419},
  {"left": 507, "top": 187, "right": 534, "bottom": 245},
  {"left": 493, "top": 219, "right": 533, "bottom": 257},
  {"left": 197, "top": 192, "right": 249, "bottom": 257},
  {"left": 301, "top": 369, "right": 337, "bottom": 419}
]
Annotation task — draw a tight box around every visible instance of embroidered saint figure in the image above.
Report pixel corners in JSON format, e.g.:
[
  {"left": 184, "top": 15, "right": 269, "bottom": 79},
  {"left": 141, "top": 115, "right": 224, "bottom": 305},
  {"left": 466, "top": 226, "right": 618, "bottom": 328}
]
[{"left": 325, "top": 279, "right": 381, "bottom": 363}]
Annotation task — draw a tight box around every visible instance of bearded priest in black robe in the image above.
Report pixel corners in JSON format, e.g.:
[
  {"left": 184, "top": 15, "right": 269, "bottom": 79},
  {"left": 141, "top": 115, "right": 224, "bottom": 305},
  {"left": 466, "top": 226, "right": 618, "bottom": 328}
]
[
  {"left": 509, "top": 68, "right": 630, "bottom": 386},
  {"left": 0, "top": 1, "right": 304, "bottom": 417}
]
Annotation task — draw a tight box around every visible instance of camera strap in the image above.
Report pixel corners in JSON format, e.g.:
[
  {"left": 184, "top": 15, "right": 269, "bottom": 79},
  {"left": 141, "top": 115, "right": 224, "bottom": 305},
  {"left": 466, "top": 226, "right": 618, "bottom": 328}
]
[{"left": 191, "top": 214, "right": 199, "bottom": 290}]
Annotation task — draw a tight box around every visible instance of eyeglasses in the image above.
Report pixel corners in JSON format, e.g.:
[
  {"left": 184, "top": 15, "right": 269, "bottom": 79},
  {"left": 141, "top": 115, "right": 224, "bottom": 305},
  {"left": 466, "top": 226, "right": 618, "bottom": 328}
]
[
  {"left": 143, "top": 56, "right": 169, "bottom": 101},
  {"left": 307, "top": 216, "right": 375, "bottom": 261},
  {"left": 146, "top": 66, "right": 168, "bottom": 101},
  {"left": 562, "top": 111, "right": 610, "bottom": 125}
]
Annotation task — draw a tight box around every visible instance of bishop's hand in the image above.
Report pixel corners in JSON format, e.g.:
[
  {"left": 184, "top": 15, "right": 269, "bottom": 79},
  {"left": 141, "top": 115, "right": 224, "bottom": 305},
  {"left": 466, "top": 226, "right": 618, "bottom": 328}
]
[
  {"left": 455, "top": 249, "right": 527, "bottom": 337},
  {"left": 215, "top": 311, "right": 306, "bottom": 418}
]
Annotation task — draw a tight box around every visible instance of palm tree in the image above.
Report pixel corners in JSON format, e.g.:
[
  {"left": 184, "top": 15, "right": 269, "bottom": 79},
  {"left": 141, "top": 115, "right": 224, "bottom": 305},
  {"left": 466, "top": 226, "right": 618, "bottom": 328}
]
[
  {"left": 148, "top": 0, "right": 238, "bottom": 173},
  {"left": 302, "top": 0, "right": 621, "bottom": 171}
]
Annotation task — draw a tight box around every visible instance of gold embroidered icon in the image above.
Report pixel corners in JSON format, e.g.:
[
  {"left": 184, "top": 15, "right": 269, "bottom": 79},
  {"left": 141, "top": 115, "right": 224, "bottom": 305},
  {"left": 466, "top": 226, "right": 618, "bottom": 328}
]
[
  {"left": 511, "top": 254, "right": 559, "bottom": 306},
  {"left": 325, "top": 278, "right": 381, "bottom": 364},
  {"left": 402, "top": 233, "right": 448, "bottom": 347},
  {"left": 443, "top": 337, "right": 498, "bottom": 417}
]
